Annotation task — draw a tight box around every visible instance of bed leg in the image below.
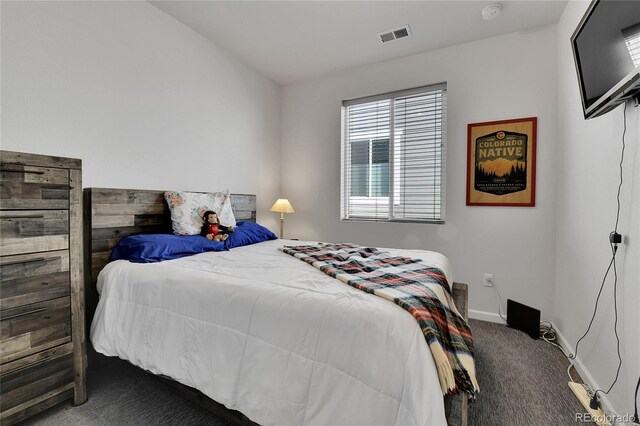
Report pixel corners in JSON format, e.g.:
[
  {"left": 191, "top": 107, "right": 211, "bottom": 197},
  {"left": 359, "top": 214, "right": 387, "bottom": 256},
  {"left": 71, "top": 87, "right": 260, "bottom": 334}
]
[{"left": 445, "top": 282, "right": 470, "bottom": 426}]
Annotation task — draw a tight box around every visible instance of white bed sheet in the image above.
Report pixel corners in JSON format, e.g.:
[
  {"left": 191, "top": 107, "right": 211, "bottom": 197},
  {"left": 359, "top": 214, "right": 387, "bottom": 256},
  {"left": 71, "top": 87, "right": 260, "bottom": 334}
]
[{"left": 91, "top": 239, "right": 452, "bottom": 426}]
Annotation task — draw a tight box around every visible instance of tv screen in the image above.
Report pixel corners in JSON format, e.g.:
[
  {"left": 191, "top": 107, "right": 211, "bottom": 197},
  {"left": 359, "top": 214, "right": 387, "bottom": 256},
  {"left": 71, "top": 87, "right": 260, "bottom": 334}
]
[{"left": 571, "top": 0, "right": 640, "bottom": 119}]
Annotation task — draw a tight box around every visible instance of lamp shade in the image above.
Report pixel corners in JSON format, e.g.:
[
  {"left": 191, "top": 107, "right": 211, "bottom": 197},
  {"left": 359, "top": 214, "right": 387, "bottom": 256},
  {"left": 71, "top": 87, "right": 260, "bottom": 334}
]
[{"left": 270, "top": 199, "right": 295, "bottom": 214}]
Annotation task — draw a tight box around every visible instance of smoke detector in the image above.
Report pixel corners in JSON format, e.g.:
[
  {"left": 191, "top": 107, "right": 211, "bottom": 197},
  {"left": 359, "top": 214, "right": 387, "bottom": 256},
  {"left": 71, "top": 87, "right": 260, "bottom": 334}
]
[
  {"left": 378, "top": 25, "right": 412, "bottom": 43},
  {"left": 481, "top": 4, "right": 502, "bottom": 21}
]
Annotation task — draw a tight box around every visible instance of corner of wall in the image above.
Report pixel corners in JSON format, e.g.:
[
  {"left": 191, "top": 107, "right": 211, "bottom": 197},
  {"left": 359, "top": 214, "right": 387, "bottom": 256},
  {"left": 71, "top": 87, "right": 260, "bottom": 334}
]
[{"left": 553, "top": 0, "right": 640, "bottom": 418}]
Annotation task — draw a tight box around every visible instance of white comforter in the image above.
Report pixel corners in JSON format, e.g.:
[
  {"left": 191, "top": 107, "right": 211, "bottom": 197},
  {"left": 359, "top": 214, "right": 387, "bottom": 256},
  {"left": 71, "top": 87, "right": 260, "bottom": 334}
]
[{"left": 91, "top": 239, "right": 452, "bottom": 426}]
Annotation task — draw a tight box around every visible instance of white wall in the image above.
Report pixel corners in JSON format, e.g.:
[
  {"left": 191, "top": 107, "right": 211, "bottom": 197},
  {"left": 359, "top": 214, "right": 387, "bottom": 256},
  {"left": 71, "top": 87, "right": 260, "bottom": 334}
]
[
  {"left": 4, "top": 0, "right": 638, "bottom": 418},
  {"left": 281, "top": 26, "right": 559, "bottom": 320},
  {"left": 0, "top": 1, "right": 282, "bottom": 227},
  {"left": 555, "top": 1, "right": 640, "bottom": 418}
]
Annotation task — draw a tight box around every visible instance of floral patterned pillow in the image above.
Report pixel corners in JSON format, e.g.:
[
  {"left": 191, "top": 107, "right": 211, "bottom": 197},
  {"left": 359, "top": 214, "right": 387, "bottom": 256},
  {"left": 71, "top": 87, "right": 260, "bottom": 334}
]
[{"left": 164, "top": 190, "right": 236, "bottom": 236}]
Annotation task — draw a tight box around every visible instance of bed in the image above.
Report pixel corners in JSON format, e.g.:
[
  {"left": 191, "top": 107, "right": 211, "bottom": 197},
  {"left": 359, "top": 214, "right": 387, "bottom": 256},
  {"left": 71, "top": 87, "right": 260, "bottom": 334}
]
[{"left": 84, "top": 188, "right": 471, "bottom": 426}]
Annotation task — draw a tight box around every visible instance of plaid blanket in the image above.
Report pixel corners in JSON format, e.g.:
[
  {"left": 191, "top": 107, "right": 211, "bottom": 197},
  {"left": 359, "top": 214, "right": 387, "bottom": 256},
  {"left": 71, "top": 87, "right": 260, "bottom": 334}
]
[{"left": 281, "top": 243, "right": 479, "bottom": 398}]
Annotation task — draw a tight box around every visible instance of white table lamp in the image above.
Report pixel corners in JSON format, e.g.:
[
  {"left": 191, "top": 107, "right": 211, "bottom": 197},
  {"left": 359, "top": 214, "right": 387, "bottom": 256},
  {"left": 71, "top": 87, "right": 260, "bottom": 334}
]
[{"left": 270, "top": 199, "right": 295, "bottom": 238}]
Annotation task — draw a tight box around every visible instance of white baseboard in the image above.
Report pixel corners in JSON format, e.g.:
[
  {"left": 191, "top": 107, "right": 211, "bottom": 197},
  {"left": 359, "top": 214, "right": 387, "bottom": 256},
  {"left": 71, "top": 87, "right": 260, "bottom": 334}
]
[
  {"left": 551, "top": 325, "right": 619, "bottom": 422},
  {"left": 468, "top": 309, "right": 506, "bottom": 324}
]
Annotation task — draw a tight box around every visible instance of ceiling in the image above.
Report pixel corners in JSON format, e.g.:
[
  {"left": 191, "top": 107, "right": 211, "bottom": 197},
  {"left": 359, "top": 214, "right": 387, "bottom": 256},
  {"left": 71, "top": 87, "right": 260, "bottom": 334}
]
[{"left": 150, "top": 1, "right": 568, "bottom": 85}]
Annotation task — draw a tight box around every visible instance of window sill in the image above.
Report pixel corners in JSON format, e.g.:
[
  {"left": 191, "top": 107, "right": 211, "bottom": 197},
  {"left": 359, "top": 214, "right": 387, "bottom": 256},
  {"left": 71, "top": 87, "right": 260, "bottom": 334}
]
[{"left": 340, "top": 218, "right": 445, "bottom": 225}]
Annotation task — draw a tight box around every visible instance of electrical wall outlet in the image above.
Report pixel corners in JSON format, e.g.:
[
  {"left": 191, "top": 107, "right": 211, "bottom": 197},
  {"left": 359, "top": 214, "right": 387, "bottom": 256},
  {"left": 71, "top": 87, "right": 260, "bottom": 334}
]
[{"left": 483, "top": 273, "right": 494, "bottom": 287}]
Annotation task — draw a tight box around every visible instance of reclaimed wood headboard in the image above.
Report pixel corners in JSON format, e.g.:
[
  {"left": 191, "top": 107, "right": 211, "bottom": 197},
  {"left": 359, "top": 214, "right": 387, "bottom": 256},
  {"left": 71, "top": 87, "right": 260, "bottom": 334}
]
[{"left": 83, "top": 188, "right": 256, "bottom": 333}]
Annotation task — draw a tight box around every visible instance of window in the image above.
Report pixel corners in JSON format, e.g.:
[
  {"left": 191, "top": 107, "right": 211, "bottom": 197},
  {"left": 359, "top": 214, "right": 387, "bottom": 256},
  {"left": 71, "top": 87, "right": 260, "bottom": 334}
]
[
  {"left": 622, "top": 23, "right": 640, "bottom": 68},
  {"left": 341, "top": 83, "right": 447, "bottom": 223}
]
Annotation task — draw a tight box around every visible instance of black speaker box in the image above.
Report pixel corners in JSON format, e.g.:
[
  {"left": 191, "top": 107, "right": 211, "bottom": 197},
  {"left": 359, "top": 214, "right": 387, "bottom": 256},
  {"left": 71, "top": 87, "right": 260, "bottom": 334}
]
[{"left": 506, "top": 299, "right": 540, "bottom": 339}]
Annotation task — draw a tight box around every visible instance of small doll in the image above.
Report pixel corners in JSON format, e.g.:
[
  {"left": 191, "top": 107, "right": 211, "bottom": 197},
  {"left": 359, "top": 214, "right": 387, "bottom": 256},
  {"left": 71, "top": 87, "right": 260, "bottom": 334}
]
[{"left": 200, "top": 210, "right": 234, "bottom": 241}]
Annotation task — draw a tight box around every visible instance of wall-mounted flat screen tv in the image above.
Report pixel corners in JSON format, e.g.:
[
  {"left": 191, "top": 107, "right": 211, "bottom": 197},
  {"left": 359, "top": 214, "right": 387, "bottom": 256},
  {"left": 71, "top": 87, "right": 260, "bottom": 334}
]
[{"left": 571, "top": 0, "right": 640, "bottom": 119}]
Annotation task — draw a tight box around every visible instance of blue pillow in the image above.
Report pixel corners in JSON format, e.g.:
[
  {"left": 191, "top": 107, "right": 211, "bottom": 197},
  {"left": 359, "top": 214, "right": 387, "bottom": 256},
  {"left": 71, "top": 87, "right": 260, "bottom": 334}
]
[
  {"left": 225, "top": 221, "right": 277, "bottom": 249},
  {"left": 111, "top": 234, "right": 225, "bottom": 263}
]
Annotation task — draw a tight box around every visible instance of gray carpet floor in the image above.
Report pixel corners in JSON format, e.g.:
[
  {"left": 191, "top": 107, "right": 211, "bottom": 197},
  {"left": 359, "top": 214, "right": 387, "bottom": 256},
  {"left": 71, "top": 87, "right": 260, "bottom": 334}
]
[
  {"left": 467, "top": 320, "right": 585, "bottom": 425},
  {"left": 23, "top": 319, "right": 585, "bottom": 425}
]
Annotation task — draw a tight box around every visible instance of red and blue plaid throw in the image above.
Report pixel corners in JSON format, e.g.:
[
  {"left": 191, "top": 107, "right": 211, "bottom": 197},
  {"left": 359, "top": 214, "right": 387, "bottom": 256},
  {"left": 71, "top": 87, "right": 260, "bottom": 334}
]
[{"left": 281, "top": 243, "right": 479, "bottom": 398}]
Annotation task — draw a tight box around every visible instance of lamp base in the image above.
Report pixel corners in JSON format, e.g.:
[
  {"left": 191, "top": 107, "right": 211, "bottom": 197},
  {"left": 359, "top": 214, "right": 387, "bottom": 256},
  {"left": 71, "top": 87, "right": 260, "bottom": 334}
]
[{"left": 280, "top": 214, "right": 284, "bottom": 239}]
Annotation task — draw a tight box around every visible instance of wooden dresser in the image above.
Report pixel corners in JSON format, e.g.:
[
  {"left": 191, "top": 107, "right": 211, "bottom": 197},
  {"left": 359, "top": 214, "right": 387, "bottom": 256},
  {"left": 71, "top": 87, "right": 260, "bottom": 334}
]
[{"left": 0, "top": 151, "right": 86, "bottom": 424}]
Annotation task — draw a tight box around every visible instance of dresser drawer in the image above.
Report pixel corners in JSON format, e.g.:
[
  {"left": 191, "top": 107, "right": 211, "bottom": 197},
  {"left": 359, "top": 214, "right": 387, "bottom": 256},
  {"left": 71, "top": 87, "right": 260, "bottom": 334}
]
[
  {"left": 1, "top": 251, "right": 70, "bottom": 310},
  {"left": 0, "top": 151, "right": 85, "bottom": 418},
  {"left": 0, "top": 164, "right": 69, "bottom": 210},
  {"left": 0, "top": 346, "right": 74, "bottom": 422},
  {"left": 0, "top": 211, "right": 69, "bottom": 256},
  {"left": 0, "top": 297, "right": 71, "bottom": 364}
]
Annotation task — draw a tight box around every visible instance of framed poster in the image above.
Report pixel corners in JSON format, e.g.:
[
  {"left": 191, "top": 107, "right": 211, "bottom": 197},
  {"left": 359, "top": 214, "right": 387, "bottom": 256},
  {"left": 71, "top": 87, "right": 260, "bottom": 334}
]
[{"left": 466, "top": 117, "right": 537, "bottom": 206}]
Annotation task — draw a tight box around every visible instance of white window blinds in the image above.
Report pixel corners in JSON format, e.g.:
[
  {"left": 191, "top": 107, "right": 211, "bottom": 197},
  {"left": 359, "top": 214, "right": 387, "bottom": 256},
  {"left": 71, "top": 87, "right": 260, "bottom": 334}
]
[
  {"left": 341, "top": 83, "right": 446, "bottom": 223},
  {"left": 622, "top": 23, "right": 640, "bottom": 68}
]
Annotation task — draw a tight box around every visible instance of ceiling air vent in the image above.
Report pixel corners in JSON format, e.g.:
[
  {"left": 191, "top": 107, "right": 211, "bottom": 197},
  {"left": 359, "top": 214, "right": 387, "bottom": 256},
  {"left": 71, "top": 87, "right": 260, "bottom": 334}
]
[{"left": 378, "top": 25, "right": 412, "bottom": 43}]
